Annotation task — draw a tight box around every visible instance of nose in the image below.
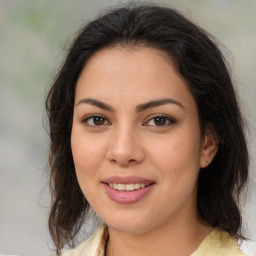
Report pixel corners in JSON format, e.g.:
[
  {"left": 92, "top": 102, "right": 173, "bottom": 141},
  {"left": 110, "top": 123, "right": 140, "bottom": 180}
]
[{"left": 106, "top": 126, "right": 145, "bottom": 167}]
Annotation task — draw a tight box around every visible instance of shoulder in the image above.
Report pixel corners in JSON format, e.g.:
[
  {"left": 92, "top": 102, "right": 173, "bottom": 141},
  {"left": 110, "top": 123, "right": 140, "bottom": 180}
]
[
  {"left": 192, "top": 228, "right": 256, "bottom": 256},
  {"left": 61, "top": 224, "right": 108, "bottom": 256}
]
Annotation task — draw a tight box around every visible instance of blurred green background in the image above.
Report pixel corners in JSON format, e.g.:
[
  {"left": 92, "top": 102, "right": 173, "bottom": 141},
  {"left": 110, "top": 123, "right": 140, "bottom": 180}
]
[{"left": 0, "top": 0, "right": 255, "bottom": 255}]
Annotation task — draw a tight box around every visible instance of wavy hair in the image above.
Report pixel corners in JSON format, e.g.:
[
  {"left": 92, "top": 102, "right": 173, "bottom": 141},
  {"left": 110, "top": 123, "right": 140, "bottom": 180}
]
[{"left": 46, "top": 3, "right": 249, "bottom": 255}]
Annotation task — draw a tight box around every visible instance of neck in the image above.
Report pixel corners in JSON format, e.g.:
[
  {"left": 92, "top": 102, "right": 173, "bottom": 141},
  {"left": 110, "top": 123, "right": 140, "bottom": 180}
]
[{"left": 106, "top": 214, "right": 212, "bottom": 256}]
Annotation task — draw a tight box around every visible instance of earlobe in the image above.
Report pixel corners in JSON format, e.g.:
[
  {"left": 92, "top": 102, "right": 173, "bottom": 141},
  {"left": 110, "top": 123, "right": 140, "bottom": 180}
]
[{"left": 200, "top": 125, "right": 218, "bottom": 168}]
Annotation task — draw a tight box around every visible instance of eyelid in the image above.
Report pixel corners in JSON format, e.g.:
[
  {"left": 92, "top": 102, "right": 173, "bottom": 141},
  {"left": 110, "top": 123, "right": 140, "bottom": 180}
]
[
  {"left": 82, "top": 114, "right": 111, "bottom": 126},
  {"left": 81, "top": 113, "right": 175, "bottom": 128},
  {"left": 143, "top": 114, "right": 176, "bottom": 127}
]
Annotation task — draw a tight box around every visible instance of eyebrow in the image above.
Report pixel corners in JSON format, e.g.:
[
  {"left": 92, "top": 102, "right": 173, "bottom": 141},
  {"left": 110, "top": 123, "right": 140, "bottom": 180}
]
[
  {"left": 76, "top": 98, "right": 184, "bottom": 112},
  {"left": 76, "top": 98, "right": 115, "bottom": 112},
  {"left": 136, "top": 98, "right": 184, "bottom": 112}
]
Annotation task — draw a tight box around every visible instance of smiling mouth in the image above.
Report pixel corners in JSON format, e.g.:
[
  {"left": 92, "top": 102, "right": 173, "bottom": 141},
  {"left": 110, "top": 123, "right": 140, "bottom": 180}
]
[
  {"left": 102, "top": 180, "right": 155, "bottom": 204},
  {"left": 104, "top": 183, "right": 154, "bottom": 191},
  {"left": 106, "top": 183, "right": 153, "bottom": 191}
]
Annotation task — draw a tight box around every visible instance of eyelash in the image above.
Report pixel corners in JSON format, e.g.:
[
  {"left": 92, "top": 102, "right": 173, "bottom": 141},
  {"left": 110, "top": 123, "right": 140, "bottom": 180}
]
[
  {"left": 82, "top": 115, "right": 110, "bottom": 127},
  {"left": 143, "top": 114, "right": 176, "bottom": 127},
  {"left": 82, "top": 114, "right": 176, "bottom": 128}
]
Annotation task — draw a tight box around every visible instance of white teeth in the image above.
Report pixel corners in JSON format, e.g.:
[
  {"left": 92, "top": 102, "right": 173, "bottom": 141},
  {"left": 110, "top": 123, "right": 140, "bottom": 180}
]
[
  {"left": 134, "top": 183, "right": 140, "bottom": 189},
  {"left": 118, "top": 184, "right": 126, "bottom": 190},
  {"left": 108, "top": 183, "right": 148, "bottom": 191},
  {"left": 125, "top": 184, "right": 135, "bottom": 191}
]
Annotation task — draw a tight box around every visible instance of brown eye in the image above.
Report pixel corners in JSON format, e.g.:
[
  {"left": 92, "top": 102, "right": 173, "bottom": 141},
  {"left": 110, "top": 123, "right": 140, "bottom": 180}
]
[
  {"left": 144, "top": 115, "right": 176, "bottom": 127},
  {"left": 83, "top": 115, "right": 110, "bottom": 127},
  {"left": 154, "top": 117, "right": 167, "bottom": 126},
  {"left": 93, "top": 116, "right": 105, "bottom": 125}
]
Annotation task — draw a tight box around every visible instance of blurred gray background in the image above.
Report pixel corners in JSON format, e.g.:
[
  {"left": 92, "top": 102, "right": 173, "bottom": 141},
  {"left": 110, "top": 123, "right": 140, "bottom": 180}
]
[{"left": 0, "top": 0, "right": 255, "bottom": 255}]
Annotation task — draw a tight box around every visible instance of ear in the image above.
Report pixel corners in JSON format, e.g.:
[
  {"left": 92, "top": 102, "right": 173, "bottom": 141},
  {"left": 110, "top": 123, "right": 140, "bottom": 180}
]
[{"left": 200, "top": 124, "right": 219, "bottom": 168}]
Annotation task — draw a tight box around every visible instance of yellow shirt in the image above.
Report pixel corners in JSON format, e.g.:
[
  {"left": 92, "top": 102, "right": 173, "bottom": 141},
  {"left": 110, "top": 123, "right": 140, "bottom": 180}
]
[{"left": 62, "top": 225, "right": 256, "bottom": 256}]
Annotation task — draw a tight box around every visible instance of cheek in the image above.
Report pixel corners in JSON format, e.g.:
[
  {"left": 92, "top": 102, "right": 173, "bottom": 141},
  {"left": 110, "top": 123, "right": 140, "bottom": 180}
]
[
  {"left": 71, "top": 130, "right": 106, "bottom": 194},
  {"left": 148, "top": 132, "right": 202, "bottom": 184},
  {"left": 71, "top": 129, "right": 105, "bottom": 168},
  {"left": 71, "top": 139, "right": 101, "bottom": 206},
  {"left": 151, "top": 136, "right": 200, "bottom": 166},
  {"left": 149, "top": 135, "right": 201, "bottom": 210}
]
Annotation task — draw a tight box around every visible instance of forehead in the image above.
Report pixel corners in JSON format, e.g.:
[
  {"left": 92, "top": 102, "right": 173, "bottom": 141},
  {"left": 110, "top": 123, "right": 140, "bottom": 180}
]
[
  {"left": 75, "top": 46, "right": 195, "bottom": 109},
  {"left": 78, "top": 46, "right": 176, "bottom": 84}
]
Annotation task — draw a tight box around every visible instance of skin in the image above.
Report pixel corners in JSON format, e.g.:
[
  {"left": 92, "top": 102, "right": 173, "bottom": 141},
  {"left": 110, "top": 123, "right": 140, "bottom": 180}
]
[{"left": 71, "top": 46, "right": 218, "bottom": 256}]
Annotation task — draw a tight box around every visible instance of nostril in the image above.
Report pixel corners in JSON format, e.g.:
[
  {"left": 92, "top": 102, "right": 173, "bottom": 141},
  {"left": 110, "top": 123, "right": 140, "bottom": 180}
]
[
  {"left": 110, "top": 159, "right": 117, "bottom": 163},
  {"left": 128, "top": 159, "right": 136, "bottom": 163},
  {"left": 109, "top": 158, "right": 137, "bottom": 166}
]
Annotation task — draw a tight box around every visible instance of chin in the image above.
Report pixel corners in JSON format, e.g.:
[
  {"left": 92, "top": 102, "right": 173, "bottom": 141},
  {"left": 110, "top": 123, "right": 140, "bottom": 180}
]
[
  {"left": 109, "top": 223, "right": 147, "bottom": 234},
  {"left": 102, "top": 214, "right": 153, "bottom": 234}
]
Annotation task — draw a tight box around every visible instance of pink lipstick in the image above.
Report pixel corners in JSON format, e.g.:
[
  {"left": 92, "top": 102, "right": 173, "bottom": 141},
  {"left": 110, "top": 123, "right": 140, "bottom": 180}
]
[{"left": 102, "top": 176, "right": 155, "bottom": 204}]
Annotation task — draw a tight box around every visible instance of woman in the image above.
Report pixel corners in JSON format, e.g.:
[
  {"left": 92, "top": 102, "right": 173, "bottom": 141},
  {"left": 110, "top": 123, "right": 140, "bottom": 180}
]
[{"left": 46, "top": 3, "right": 256, "bottom": 256}]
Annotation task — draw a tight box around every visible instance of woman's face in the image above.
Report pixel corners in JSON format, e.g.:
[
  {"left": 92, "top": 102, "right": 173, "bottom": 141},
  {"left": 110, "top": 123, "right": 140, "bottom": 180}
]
[{"left": 71, "top": 46, "right": 216, "bottom": 233}]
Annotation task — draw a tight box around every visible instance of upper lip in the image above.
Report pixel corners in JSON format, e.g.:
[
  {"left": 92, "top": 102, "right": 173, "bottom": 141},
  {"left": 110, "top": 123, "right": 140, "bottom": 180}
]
[{"left": 101, "top": 176, "right": 155, "bottom": 185}]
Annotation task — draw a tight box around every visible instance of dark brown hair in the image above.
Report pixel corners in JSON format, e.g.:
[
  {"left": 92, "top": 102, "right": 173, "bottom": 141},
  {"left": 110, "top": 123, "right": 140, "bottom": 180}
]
[{"left": 46, "top": 3, "right": 249, "bottom": 255}]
